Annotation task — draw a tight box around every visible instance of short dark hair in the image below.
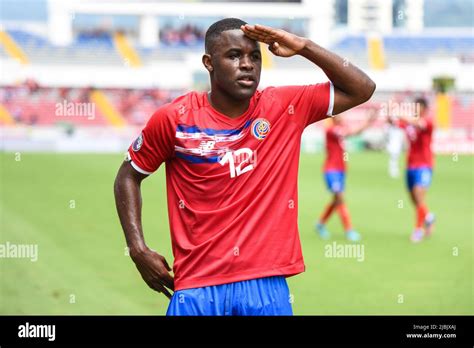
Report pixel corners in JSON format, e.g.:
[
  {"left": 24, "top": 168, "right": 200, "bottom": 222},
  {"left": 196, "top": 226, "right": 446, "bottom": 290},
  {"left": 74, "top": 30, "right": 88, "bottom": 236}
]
[
  {"left": 415, "top": 97, "right": 428, "bottom": 108},
  {"left": 205, "top": 18, "right": 248, "bottom": 53}
]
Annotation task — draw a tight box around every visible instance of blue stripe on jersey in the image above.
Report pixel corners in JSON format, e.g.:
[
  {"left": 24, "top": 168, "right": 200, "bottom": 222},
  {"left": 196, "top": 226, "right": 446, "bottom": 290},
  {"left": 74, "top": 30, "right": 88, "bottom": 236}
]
[
  {"left": 176, "top": 152, "right": 221, "bottom": 164},
  {"left": 177, "top": 119, "right": 253, "bottom": 136}
]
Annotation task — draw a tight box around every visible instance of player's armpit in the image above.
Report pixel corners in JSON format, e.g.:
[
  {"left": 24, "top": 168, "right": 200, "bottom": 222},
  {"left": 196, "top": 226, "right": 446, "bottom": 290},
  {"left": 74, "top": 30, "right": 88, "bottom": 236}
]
[
  {"left": 127, "top": 105, "right": 177, "bottom": 174},
  {"left": 271, "top": 82, "right": 333, "bottom": 128},
  {"left": 122, "top": 158, "right": 149, "bottom": 181},
  {"left": 332, "top": 85, "right": 373, "bottom": 116},
  {"left": 296, "top": 40, "right": 375, "bottom": 115}
]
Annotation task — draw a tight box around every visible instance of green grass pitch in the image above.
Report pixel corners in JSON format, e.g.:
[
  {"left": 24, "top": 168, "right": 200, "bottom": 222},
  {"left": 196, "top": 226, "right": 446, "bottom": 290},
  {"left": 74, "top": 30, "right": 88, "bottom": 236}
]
[{"left": 0, "top": 151, "right": 472, "bottom": 314}]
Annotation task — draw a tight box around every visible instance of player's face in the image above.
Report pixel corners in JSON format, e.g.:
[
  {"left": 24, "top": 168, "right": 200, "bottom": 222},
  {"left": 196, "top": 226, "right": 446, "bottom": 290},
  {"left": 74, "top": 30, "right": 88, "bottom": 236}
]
[{"left": 207, "top": 29, "right": 262, "bottom": 101}]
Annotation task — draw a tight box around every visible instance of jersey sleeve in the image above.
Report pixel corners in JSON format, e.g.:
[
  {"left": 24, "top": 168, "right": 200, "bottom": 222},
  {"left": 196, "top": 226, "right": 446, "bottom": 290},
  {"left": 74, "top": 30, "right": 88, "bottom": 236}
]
[
  {"left": 127, "top": 105, "right": 176, "bottom": 175},
  {"left": 424, "top": 118, "right": 434, "bottom": 132},
  {"left": 271, "top": 81, "right": 334, "bottom": 128}
]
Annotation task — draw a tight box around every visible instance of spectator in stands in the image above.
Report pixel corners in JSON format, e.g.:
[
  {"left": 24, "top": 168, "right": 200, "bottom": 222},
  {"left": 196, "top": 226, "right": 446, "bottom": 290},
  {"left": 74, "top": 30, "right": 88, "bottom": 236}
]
[
  {"left": 24, "top": 78, "right": 40, "bottom": 94},
  {"left": 59, "top": 87, "right": 70, "bottom": 101},
  {"left": 160, "top": 23, "right": 205, "bottom": 46}
]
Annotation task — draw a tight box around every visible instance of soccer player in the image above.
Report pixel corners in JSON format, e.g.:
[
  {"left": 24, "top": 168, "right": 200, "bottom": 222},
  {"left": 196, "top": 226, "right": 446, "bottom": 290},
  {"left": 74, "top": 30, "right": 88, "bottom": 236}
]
[
  {"left": 114, "top": 18, "right": 375, "bottom": 315},
  {"left": 316, "top": 110, "right": 376, "bottom": 242},
  {"left": 390, "top": 97, "right": 435, "bottom": 243}
]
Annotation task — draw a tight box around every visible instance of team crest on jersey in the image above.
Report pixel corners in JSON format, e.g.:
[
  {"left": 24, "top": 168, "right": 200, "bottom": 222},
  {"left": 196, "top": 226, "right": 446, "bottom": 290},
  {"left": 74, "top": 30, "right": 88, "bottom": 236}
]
[
  {"left": 132, "top": 133, "right": 143, "bottom": 152},
  {"left": 251, "top": 118, "right": 270, "bottom": 140}
]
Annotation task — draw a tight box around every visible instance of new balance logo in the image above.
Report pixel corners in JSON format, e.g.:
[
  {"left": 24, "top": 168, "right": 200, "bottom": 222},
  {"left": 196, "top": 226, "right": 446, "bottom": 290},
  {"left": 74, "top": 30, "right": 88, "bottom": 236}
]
[{"left": 198, "top": 141, "right": 216, "bottom": 153}]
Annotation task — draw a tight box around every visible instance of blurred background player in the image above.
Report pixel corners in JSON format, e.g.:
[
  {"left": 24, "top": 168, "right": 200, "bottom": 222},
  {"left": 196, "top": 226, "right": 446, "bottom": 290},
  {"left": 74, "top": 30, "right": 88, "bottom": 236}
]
[
  {"left": 389, "top": 97, "right": 435, "bottom": 243},
  {"left": 316, "top": 109, "right": 376, "bottom": 242},
  {"left": 386, "top": 116, "right": 405, "bottom": 178}
]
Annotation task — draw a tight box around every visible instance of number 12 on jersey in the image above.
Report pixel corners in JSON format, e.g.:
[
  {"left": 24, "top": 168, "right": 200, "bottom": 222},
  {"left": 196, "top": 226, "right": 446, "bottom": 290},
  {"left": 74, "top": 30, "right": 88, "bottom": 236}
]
[{"left": 219, "top": 148, "right": 256, "bottom": 178}]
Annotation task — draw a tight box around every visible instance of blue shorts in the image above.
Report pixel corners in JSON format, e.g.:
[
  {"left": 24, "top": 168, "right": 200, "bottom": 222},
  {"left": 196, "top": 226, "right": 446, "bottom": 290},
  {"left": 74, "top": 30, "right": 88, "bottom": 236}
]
[
  {"left": 324, "top": 171, "right": 345, "bottom": 193},
  {"left": 406, "top": 167, "right": 433, "bottom": 191},
  {"left": 166, "top": 276, "right": 293, "bottom": 316}
]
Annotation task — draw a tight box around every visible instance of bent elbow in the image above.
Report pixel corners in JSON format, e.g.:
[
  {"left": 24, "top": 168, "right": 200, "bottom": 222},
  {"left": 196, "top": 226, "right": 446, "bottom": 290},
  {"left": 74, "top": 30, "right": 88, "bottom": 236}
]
[
  {"left": 369, "top": 79, "right": 377, "bottom": 97},
  {"left": 362, "top": 79, "right": 376, "bottom": 103}
]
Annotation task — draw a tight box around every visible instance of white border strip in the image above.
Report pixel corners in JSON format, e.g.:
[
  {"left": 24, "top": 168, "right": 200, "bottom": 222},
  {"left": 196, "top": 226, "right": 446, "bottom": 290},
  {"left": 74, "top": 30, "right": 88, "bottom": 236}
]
[
  {"left": 130, "top": 161, "right": 153, "bottom": 175},
  {"left": 327, "top": 81, "right": 335, "bottom": 117},
  {"left": 127, "top": 152, "right": 153, "bottom": 175}
]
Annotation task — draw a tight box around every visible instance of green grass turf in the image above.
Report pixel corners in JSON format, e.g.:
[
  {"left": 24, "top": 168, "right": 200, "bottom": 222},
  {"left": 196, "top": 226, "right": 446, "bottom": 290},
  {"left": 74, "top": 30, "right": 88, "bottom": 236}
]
[{"left": 0, "top": 152, "right": 472, "bottom": 314}]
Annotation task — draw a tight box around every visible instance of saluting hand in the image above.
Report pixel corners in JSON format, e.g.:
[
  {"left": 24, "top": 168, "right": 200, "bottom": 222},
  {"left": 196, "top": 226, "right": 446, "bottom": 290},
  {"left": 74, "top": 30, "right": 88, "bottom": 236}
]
[{"left": 241, "top": 24, "right": 307, "bottom": 58}]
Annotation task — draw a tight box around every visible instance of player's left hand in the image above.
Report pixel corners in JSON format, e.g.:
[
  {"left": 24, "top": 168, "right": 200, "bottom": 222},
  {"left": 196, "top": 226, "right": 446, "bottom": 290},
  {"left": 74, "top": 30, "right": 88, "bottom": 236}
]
[{"left": 241, "top": 24, "right": 307, "bottom": 57}]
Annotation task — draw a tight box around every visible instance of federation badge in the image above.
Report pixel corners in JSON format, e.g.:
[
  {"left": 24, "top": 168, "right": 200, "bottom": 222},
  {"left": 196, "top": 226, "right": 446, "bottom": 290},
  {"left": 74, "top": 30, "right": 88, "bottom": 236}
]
[
  {"left": 251, "top": 118, "right": 270, "bottom": 140},
  {"left": 132, "top": 133, "right": 144, "bottom": 152}
]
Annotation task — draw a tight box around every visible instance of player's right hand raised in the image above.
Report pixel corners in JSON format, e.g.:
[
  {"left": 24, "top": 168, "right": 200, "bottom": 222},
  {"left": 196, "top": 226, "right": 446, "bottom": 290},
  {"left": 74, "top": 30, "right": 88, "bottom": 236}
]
[
  {"left": 241, "top": 24, "right": 306, "bottom": 57},
  {"left": 130, "top": 247, "right": 174, "bottom": 299}
]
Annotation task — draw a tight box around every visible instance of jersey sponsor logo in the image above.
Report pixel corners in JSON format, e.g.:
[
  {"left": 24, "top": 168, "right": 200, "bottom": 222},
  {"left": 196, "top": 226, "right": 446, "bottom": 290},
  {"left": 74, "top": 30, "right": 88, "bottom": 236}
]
[
  {"left": 174, "top": 140, "right": 223, "bottom": 163},
  {"left": 251, "top": 118, "right": 270, "bottom": 140},
  {"left": 132, "top": 133, "right": 144, "bottom": 152}
]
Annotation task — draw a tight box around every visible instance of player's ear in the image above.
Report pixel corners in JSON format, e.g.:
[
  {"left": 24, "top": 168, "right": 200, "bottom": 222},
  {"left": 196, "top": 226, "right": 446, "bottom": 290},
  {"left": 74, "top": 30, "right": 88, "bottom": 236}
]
[{"left": 202, "top": 54, "right": 213, "bottom": 73}]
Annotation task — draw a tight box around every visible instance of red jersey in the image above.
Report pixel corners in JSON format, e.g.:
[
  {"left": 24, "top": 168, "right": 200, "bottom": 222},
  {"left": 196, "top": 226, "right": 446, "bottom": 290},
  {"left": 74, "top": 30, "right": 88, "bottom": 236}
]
[
  {"left": 399, "top": 118, "right": 434, "bottom": 169},
  {"left": 324, "top": 125, "right": 346, "bottom": 172},
  {"left": 128, "top": 82, "right": 333, "bottom": 290}
]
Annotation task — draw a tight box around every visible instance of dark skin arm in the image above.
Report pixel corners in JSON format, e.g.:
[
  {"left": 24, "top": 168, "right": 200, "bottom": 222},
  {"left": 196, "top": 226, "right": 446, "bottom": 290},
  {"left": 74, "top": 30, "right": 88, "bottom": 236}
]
[
  {"left": 114, "top": 161, "right": 174, "bottom": 299},
  {"left": 241, "top": 24, "right": 376, "bottom": 115}
]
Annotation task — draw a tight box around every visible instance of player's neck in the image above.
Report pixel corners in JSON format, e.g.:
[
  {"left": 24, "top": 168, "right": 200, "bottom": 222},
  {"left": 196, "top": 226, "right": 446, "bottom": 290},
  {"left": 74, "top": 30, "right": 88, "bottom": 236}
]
[{"left": 207, "top": 90, "right": 251, "bottom": 119}]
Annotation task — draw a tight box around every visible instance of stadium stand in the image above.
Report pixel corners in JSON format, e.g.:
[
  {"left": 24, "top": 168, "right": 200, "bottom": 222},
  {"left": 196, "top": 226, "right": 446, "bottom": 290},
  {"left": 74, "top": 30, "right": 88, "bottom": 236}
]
[
  {"left": 4, "top": 29, "right": 124, "bottom": 65},
  {"left": 331, "top": 33, "right": 474, "bottom": 66},
  {"left": 0, "top": 82, "right": 185, "bottom": 126},
  {"left": 4, "top": 25, "right": 472, "bottom": 71},
  {"left": 0, "top": 82, "right": 471, "bottom": 132},
  {"left": 0, "top": 1, "right": 472, "bottom": 154}
]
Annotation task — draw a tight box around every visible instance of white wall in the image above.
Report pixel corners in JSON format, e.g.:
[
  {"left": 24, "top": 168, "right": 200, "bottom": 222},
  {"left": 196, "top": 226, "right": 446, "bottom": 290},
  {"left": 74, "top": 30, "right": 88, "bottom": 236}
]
[{"left": 348, "top": 0, "right": 393, "bottom": 33}]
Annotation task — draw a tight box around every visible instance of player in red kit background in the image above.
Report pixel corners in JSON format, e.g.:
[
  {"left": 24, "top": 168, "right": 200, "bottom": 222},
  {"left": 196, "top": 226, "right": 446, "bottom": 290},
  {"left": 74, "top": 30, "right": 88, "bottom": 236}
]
[
  {"left": 114, "top": 18, "right": 375, "bottom": 315},
  {"left": 316, "top": 110, "right": 376, "bottom": 242},
  {"left": 390, "top": 97, "right": 435, "bottom": 243}
]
